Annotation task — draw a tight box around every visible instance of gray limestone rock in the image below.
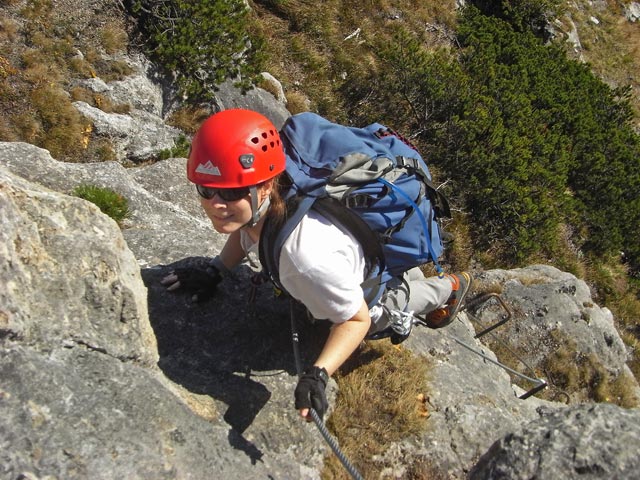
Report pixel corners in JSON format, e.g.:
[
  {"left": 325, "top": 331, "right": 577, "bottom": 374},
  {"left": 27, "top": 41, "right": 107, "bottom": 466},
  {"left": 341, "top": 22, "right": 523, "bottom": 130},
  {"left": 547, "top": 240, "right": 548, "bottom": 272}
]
[
  {"left": 469, "top": 266, "right": 639, "bottom": 404},
  {"left": 213, "top": 79, "right": 291, "bottom": 130},
  {"left": 0, "top": 167, "right": 156, "bottom": 365},
  {"left": 0, "top": 345, "right": 286, "bottom": 480},
  {"left": 76, "top": 54, "right": 164, "bottom": 117},
  {"left": 469, "top": 403, "right": 640, "bottom": 480},
  {"left": 385, "top": 314, "right": 556, "bottom": 478},
  {"left": 0, "top": 142, "right": 221, "bottom": 267},
  {"left": 72, "top": 101, "right": 181, "bottom": 162},
  {"left": 0, "top": 165, "right": 325, "bottom": 479},
  {"left": 625, "top": 2, "right": 640, "bottom": 22}
]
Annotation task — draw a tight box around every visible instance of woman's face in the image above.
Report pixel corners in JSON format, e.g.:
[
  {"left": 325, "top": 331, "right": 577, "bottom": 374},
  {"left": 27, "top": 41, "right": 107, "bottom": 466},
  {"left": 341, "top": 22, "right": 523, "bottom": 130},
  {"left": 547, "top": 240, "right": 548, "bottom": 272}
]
[{"left": 200, "top": 182, "right": 272, "bottom": 234}]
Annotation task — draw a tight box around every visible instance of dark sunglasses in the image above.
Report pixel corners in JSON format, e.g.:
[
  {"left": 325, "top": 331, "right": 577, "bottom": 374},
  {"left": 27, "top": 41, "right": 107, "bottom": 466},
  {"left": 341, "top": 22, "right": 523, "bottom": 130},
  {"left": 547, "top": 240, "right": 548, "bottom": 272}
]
[{"left": 196, "top": 184, "right": 250, "bottom": 201}]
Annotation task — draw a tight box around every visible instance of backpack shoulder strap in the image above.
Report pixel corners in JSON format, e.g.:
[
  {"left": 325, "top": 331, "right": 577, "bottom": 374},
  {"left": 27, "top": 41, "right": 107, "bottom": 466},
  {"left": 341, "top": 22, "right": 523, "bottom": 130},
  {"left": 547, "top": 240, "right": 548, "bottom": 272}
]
[
  {"left": 259, "top": 195, "right": 315, "bottom": 289},
  {"left": 259, "top": 194, "right": 387, "bottom": 306},
  {"left": 314, "top": 197, "right": 388, "bottom": 306}
]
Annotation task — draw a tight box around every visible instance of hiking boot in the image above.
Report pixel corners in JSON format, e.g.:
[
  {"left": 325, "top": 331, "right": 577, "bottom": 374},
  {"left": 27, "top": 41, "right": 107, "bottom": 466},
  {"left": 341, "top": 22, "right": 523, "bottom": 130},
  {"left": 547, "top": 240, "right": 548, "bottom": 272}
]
[
  {"left": 424, "top": 272, "right": 473, "bottom": 329},
  {"left": 365, "top": 324, "right": 411, "bottom": 345},
  {"left": 390, "top": 328, "right": 411, "bottom": 345}
]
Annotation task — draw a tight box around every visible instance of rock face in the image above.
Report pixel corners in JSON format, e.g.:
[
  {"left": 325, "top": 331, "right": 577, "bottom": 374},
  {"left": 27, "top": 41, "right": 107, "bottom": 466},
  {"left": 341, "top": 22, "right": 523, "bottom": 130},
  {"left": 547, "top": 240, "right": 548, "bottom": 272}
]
[
  {"left": 625, "top": 2, "right": 640, "bottom": 22},
  {"left": 1, "top": 18, "right": 639, "bottom": 476},
  {"left": 70, "top": 53, "right": 291, "bottom": 163},
  {"left": 0, "top": 166, "right": 316, "bottom": 479},
  {"left": 469, "top": 267, "right": 639, "bottom": 404},
  {"left": 0, "top": 167, "right": 156, "bottom": 364},
  {"left": 469, "top": 403, "right": 640, "bottom": 479},
  {"left": 0, "top": 142, "right": 221, "bottom": 267},
  {"left": 3, "top": 140, "right": 639, "bottom": 479}
]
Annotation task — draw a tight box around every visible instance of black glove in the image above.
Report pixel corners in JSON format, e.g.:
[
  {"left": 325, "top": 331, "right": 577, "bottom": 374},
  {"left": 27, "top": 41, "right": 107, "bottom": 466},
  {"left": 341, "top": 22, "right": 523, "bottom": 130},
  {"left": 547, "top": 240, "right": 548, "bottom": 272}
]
[
  {"left": 294, "top": 366, "right": 329, "bottom": 420},
  {"left": 161, "top": 265, "right": 222, "bottom": 302}
]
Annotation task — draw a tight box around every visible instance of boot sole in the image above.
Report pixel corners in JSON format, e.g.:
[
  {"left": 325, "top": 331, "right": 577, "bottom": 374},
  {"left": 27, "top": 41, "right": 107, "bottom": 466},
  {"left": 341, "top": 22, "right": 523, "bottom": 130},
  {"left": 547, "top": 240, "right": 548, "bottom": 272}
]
[{"left": 447, "top": 272, "right": 473, "bottom": 322}]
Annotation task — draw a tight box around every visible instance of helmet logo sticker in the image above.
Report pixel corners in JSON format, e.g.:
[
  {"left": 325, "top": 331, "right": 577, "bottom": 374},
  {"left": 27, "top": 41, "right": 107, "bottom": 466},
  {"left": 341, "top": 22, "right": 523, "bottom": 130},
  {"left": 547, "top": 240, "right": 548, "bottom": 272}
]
[
  {"left": 195, "top": 160, "right": 222, "bottom": 176},
  {"left": 239, "top": 154, "right": 254, "bottom": 169}
]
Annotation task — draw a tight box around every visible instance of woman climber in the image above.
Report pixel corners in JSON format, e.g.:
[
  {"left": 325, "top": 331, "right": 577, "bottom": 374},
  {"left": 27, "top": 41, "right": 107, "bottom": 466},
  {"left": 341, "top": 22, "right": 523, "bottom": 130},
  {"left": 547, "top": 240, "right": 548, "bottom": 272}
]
[{"left": 161, "top": 108, "right": 472, "bottom": 421}]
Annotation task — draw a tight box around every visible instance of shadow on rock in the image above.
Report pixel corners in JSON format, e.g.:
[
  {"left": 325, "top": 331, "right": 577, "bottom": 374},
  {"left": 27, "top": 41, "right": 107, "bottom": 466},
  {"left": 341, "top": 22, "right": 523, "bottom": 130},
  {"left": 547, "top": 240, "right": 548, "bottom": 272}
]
[{"left": 141, "top": 258, "right": 327, "bottom": 461}]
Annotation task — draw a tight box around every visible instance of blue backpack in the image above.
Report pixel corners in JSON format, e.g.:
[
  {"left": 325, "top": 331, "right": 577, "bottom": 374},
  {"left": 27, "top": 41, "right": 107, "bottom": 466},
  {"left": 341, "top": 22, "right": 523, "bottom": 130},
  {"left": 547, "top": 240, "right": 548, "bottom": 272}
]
[{"left": 259, "top": 112, "right": 451, "bottom": 306}]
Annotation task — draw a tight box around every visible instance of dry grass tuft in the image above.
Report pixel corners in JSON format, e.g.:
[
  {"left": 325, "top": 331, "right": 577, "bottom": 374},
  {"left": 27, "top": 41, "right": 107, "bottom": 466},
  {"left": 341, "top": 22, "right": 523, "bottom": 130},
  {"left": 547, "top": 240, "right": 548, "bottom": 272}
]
[
  {"left": 441, "top": 209, "right": 474, "bottom": 272},
  {"left": 0, "top": 17, "right": 19, "bottom": 42},
  {"left": 166, "top": 106, "right": 211, "bottom": 135},
  {"left": 322, "top": 340, "right": 433, "bottom": 479},
  {"left": 100, "top": 24, "right": 128, "bottom": 54},
  {"left": 539, "top": 332, "right": 640, "bottom": 407},
  {"left": 28, "top": 82, "right": 90, "bottom": 160},
  {"left": 284, "top": 90, "right": 311, "bottom": 115}
]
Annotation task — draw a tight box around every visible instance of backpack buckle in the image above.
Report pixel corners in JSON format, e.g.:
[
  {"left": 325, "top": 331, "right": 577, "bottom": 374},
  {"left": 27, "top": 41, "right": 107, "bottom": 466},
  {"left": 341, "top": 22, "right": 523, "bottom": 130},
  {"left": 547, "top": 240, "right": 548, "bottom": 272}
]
[
  {"left": 396, "top": 156, "right": 419, "bottom": 170},
  {"left": 345, "top": 194, "right": 372, "bottom": 208}
]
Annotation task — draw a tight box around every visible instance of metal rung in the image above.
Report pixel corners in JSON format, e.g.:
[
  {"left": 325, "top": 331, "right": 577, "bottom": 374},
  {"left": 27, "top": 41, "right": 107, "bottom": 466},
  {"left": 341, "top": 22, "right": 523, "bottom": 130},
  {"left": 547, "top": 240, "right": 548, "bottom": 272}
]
[
  {"left": 463, "top": 293, "right": 512, "bottom": 338},
  {"left": 457, "top": 293, "right": 548, "bottom": 400}
]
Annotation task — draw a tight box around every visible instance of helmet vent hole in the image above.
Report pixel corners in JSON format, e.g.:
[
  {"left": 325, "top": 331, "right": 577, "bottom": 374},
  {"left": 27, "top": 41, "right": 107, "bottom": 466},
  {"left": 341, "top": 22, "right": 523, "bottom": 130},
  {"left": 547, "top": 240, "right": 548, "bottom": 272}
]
[
  {"left": 251, "top": 137, "right": 259, "bottom": 144},
  {"left": 262, "top": 146, "right": 268, "bottom": 152},
  {"left": 262, "top": 132, "right": 268, "bottom": 139}
]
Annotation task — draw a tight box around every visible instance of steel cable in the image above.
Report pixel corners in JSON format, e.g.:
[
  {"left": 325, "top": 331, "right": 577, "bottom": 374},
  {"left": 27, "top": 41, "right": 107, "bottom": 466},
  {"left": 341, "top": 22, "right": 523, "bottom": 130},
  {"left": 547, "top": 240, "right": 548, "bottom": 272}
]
[{"left": 290, "top": 300, "right": 364, "bottom": 480}]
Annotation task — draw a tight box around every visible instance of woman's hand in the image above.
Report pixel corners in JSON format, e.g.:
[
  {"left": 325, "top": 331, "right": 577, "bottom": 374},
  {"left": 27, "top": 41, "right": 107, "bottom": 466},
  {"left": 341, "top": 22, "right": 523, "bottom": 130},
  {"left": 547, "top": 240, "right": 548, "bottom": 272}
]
[
  {"left": 161, "top": 265, "right": 222, "bottom": 302},
  {"left": 294, "top": 366, "right": 329, "bottom": 421}
]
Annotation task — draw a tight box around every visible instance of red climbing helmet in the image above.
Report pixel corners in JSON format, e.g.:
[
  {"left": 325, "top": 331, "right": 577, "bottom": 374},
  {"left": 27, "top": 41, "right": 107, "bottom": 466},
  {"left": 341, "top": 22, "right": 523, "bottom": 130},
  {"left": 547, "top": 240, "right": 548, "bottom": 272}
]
[{"left": 187, "top": 109, "right": 286, "bottom": 188}]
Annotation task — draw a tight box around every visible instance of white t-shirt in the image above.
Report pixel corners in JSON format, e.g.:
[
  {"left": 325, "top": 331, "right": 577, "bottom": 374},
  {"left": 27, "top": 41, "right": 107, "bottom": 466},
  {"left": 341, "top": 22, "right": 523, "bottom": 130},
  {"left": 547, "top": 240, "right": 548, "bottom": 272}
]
[
  {"left": 279, "top": 210, "right": 367, "bottom": 323},
  {"left": 241, "top": 210, "right": 367, "bottom": 323}
]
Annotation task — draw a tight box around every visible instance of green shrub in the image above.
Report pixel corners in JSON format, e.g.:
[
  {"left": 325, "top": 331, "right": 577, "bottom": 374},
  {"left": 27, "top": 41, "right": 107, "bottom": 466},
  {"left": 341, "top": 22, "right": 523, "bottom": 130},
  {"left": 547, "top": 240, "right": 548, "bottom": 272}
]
[
  {"left": 362, "top": 7, "right": 640, "bottom": 271},
  {"left": 72, "top": 184, "right": 130, "bottom": 225},
  {"left": 129, "top": 0, "right": 265, "bottom": 102},
  {"left": 472, "top": 0, "right": 563, "bottom": 34}
]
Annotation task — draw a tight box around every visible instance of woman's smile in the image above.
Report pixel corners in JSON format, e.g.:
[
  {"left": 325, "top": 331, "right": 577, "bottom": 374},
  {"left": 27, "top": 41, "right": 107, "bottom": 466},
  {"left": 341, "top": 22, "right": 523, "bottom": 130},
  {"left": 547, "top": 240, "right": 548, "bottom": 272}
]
[{"left": 212, "top": 211, "right": 233, "bottom": 222}]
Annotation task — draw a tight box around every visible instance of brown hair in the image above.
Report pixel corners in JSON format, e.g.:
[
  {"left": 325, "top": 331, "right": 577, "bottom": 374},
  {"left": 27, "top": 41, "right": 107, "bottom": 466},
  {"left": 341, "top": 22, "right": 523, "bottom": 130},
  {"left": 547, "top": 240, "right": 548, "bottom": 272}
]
[{"left": 266, "top": 173, "right": 289, "bottom": 227}]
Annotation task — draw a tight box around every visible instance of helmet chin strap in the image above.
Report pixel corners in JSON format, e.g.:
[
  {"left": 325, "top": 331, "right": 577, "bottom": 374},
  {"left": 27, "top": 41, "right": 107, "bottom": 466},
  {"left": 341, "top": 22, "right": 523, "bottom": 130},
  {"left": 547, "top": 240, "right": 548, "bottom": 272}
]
[{"left": 245, "top": 186, "right": 271, "bottom": 228}]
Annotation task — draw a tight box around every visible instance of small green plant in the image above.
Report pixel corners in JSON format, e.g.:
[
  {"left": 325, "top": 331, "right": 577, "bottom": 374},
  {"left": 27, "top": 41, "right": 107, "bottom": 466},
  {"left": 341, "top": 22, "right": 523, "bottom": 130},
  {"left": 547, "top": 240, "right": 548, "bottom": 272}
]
[
  {"left": 72, "top": 184, "right": 130, "bottom": 225},
  {"left": 158, "top": 134, "right": 191, "bottom": 160}
]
